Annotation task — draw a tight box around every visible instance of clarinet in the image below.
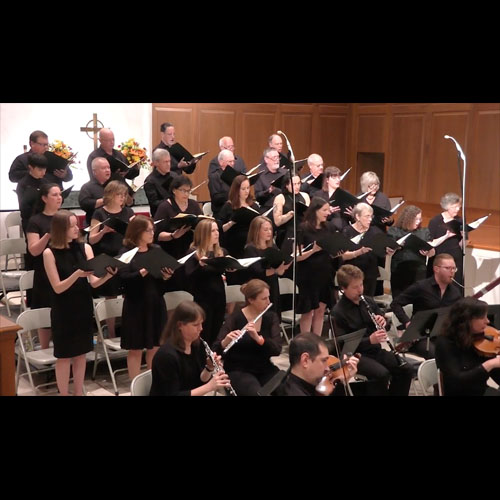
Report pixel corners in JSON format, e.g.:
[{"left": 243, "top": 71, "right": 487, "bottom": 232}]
[
  {"left": 223, "top": 303, "right": 273, "bottom": 353},
  {"left": 359, "top": 295, "right": 407, "bottom": 367},
  {"left": 200, "top": 339, "right": 237, "bottom": 397}
]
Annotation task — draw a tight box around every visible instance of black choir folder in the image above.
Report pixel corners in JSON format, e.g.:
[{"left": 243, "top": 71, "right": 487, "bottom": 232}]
[
  {"left": 262, "top": 247, "right": 293, "bottom": 268},
  {"left": 398, "top": 233, "right": 433, "bottom": 253},
  {"left": 82, "top": 254, "right": 128, "bottom": 277},
  {"left": 446, "top": 214, "right": 490, "bottom": 235},
  {"left": 230, "top": 206, "right": 261, "bottom": 225},
  {"left": 168, "top": 143, "right": 208, "bottom": 165},
  {"left": 221, "top": 165, "right": 262, "bottom": 187},
  {"left": 166, "top": 214, "right": 212, "bottom": 231},
  {"left": 106, "top": 155, "right": 135, "bottom": 174},
  {"left": 43, "top": 151, "right": 70, "bottom": 173},
  {"left": 133, "top": 246, "right": 183, "bottom": 279},
  {"left": 316, "top": 231, "right": 358, "bottom": 256},
  {"left": 369, "top": 232, "right": 402, "bottom": 258},
  {"left": 103, "top": 217, "right": 129, "bottom": 235},
  {"left": 330, "top": 188, "right": 367, "bottom": 210},
  {"left": 203, "top": 256, "right": 262, "bottom": 272}
]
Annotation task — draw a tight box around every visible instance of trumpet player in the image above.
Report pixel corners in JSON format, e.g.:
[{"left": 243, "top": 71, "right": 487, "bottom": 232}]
[
  {"left": 213, "top": 280, "right": 282, "bottom": 396},
  {"left": 333, "top": 265, "right": 414, "bottom": 396},
  {"left": 150, "top": 301, "right": 232, "bottom": 396}
]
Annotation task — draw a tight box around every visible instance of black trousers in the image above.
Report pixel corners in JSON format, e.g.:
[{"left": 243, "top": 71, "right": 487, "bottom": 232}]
[
  {"left": 228, "top": 367, "right": 280, "bottom": 396},
  {"left": 357, "top": 349, "right": 413, "bottom": 396}
]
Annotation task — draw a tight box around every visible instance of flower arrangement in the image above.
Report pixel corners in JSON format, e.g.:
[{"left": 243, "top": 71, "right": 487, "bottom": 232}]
[
  {"left": 49, "top": 140, "right": 78, "bottom": 166},
  {"left": 117, "top": 138, "right": 150, "bottom": 169}
]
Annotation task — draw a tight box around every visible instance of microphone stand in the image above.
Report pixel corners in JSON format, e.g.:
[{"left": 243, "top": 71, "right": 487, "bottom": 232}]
[
  {"left": 444, "top": 135, "right": 467, "bottom": 294},
  {"left": 278, "top": 131, "right": 297, "bottom": 336}
]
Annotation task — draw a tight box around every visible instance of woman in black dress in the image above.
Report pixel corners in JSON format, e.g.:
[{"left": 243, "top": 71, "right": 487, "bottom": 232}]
[
  {"left": 341, "top": 202, "right": 391, "bottom": 297},
  {"left": 358, "top": 171, "right": 394, "bottom": 231},
  {"left": 244, "top": 216, "right": 291, "bottom": 319},
  {"left": 272, "top": 171, "right": 310, "bottom": 249},
  {"left": 118, "top": 215, "right": 174, "bottom": 380},
  {"left": 88, "top": 181, "right": 135, "bottom": 337},
  {"left": 435, "top": 297, "right": 500, "bottom": 396},
  {"left": 316, "top": 166, "right": 348, "bottom": 232},
  {"left": 184, "top": 219, "right": 228, "bottom": 347},
  {"left": 26, "top": 183, "right": 62, "bottom": 348},
  {"left": 428, "top": 192, "right": 465, "bottom": 288},
  {"left": 154, "top": 175, "right": 203, "bottom": 292},
  {"left": 150, "top": 301, "right": 231, "bottom": 396},
  {"left": 213, "top": 279, "right": 282, "bottom": 396},
  {"left": 218, "top": 175, "right": 260, "bottom": 259},
  {"left": 43, "top": 210, "right": 117, "bottom": 396}
]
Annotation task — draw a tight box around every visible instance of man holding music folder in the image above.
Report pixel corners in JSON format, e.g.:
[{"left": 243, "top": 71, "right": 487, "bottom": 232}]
[{"left": 390, "top": 252, "right": 462, "bottom": 359}]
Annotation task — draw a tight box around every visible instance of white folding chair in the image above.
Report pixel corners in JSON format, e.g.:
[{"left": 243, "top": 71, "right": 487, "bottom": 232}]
[
  {"left": 164, "top": 290, "right": 194, "bottom": 311},
  {"left": 202, "top": 202, "right": 213, "bottom": 217},
  {"left": 417, "top": 358, "right": 439, "bottom": 396},
  {"left": 130, "top": 369, "right": 152, "bottom": 396},
  {"left": 278, "top": 278, "right": 301, "bottom": 344},
  {"left": 19, "top": 269, "right": 34, "bottom": 312},
  {"left": 15, "top": 307, "right": 57, "bottom": 394},
  {"left": 92, "top": 297, "right": 129, "bottom": 396},
  {"left": 0, "top": 238, "right": 28, "bottom": 316},
  {"left": 374, "top": 256, "right": 392, "bottom": 309},
  {"left": 4, "top": 211, "right": 24, "bottom": 270},
  {"left": 225, "top": 284, "right": 245, "bottom": 304}
]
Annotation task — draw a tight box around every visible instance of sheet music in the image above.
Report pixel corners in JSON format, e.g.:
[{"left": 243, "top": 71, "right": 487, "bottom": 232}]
[{"left": 118, "top": 247, "right": 139, "bottom": 264}]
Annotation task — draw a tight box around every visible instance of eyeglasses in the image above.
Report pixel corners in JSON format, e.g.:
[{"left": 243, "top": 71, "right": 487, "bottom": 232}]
[
  {"left": 438, "top": 266, "right": 457, "bottom": 272},
  {"left": 266, "top": 156, "right": 280, "bottom": 161},
  {"left": 35, "top": 142, "right": 49, "bottom": 147},
  {"left": 176, "top": 188, "right": 191, "bottom": 194}
]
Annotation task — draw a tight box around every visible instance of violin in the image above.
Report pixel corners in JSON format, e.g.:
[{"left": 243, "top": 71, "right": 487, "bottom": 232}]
[
  {"left": 473, "top": 326, "right": 500, "bottom": 358},
  {"left": 315, "top": 353, "right": 360, "bottom": 396}
]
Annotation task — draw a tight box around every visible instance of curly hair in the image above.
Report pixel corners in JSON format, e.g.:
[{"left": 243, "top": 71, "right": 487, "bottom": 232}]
[
  {"left": 440, "top": 297, "right": 488, "bottom": 349},
  {"left": 395, "top": 205, "right": 422, "bottom": 231}
]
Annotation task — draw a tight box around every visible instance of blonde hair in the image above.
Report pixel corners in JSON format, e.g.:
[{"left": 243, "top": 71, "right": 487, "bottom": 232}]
[
  {"left": 192, "top": 219, "right": 223, "bottom": 258},
  {"left": 240, "top": 279, "right": 270, "bottom": 305},
  {"left": 103, "top": 180, "right": 128, "bottom": 206},
  {"left": 246, "top": 216, "right": 273, "bottom": 249},
  {"left": 360, "top": 171, "right": 380, "bottom": 193}
]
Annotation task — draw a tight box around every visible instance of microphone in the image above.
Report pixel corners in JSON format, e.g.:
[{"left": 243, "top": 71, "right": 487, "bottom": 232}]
[
  {"left": 276, "top": 130, "right": 295, "bottom": 164},
  {"left": 444, "top": 135, "right": 466, "bottom": 160}
]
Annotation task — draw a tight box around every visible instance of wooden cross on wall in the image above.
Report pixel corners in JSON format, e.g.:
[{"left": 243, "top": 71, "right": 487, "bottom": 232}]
[{"left": 80, "top": 113, "right": 104, "bottom": 150}]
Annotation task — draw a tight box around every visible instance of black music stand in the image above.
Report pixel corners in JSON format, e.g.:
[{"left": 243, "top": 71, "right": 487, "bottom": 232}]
[
  {"left": 325, "top": 328, "right": 366, "bottom": 358},
  {"left": 487, "top": 304, "right": 500, "bottom": 329}
]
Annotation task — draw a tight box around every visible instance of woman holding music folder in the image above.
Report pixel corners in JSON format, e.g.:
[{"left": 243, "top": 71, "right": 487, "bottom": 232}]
[
  {"left": 43, "top": 210, "right": 117, "bottom": 395},
  {"left": 117, "top": 215, "right": 174, "bottom": 381},
  {"left": 316, "top": 166, "right": 349, "bottom": 232},
  {"left": 184, "top": 218, "right": 229, "bottom": 346},
  {"left": 358, "top": 171, "right": 394, "bottom": 231},
  {"left": 213, "top": 279, "right": 282, "bottom": 396},
  {"left": 244, "top": 216, "right": 292, "bottom": 319},
  {"left": 218, "top": 174, "right": 261, "bottom": 259},
  {"left": 272, "top": 171, "right": 310, "bottom": 249},
  {"left": 88, "top": 181, "right": 134, "bottom": 337}
]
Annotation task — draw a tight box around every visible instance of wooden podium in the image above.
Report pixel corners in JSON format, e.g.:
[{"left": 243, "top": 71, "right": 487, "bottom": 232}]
[{"left": 0, "top": 314, "right": 21, "bottom": 396}]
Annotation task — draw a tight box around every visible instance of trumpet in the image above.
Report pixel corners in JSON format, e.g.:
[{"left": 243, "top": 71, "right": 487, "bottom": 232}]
[
  {"left": 359, "top": 295, "right": 407, "bottom": 367},
  {"left": 200, "top": 339, "right": 237, "bottom": 397},
  {"left": 223, "top": 303, "right": 273, "bottom": 353}
]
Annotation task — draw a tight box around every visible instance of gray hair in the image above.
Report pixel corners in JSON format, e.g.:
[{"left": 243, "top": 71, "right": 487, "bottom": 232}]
[
  {"left": 152, "top": 148, "right": 170, "bottom": 163},
  {"left": 91, "top": 157, "right": 109, "bottom": 171},
  {"left": 360, "top": 171, "right": 380, "bottom": 193},
  {"left": 352, "top": 202, "right": 373, "bottom": 220},
  {"left": 440, "top": 192, "right": 462, "bottom": 209},
  {"left": 218, "top": 149, "right": 234, "bottom": 163}
]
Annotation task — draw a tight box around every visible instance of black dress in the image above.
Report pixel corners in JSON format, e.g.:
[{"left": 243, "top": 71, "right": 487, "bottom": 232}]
[
  {"left": 48, "top": 242, "right": 94, "bottom": 359},
  {"left": 213, "top": 309, "right": 282, "bottom": 396},
  {"left": 118, "top": 245, "right": 168, "bottom": 350},
  {"left": 184, "top": 250, "right": 227, "bottom": 347},
  {"left": 275, "top": 191, "right": 308, "bottom": 249},
  {"left": 296, "top": 225, "right": 335, "bottom": 314},
  {"left": 26, "top": 213, "right": 53, "bottom": 309},
  {"left": 90, "top": 206, "right": 134, "bottom": 297}
]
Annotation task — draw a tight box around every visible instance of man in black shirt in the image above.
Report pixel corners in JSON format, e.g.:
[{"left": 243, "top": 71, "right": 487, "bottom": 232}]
[
  {"left": 208, "top": 136, "right": 247, "bottom": 176},
  {"left": 208, "top": 149, "right": 234, "bottom": 219},
  {"left": 154, "top": 122, "right": 200, "bottom": 175},
  {"left": 390, "top": 253, "right": 462, "bottom": 358},
  {"left": 9, "top": 130, "right": 73, "bottom": 187},
  {"left": 86, "top": 128, "right": 139, "bottom": 182},
  {"left": 78, "top": 157, "right": 111, "bottom": 225},
  {"left": 276, "top": 333, "right": 358, "bottom": 396},
  {"left": 253, "top": 148, "right": 287, "bottom": 209},
  {"left": 143, "top": 148, "right": 179, "bottom": 217},
  {"left": 300, "top": 153, "right": 324, "bottom": 197},
  {"left": 333, "top": 264, "right": 413, "bottom": 396}
]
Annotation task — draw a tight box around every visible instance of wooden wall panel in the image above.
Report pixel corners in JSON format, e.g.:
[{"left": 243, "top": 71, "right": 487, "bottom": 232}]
[
  {"left": 357, "top": 115, "right": 385, "bottom": 152},
  {"left": 388, "top": 114, "right": 425, "bottom": 201},
  {"left": 281, "top": 112, "right": 313, "bottom": 164},
  {"left": 241, "top": 111, "right": 277, "bottom": 167},
  {"left": 318, "top": 114, "right": 348, "bottom": 167},
  {"left": 425, "top": 111, "right": 469, "bottom": 203}
]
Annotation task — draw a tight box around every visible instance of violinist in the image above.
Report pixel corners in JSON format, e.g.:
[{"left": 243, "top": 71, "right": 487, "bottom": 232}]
[
  {"left": 435, "top": 297, "right": 500, "bottom": 396},
  {"left": 275, "top": 333, "right": 359, "bottom": 396}
]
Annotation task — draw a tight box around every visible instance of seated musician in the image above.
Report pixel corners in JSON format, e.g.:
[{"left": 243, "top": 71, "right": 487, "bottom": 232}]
[
  {"left": 390, "top": 253, "right": 462, "bottom": 359},
  {"left": 275, "top": 333, "right": 359, "bottom": 396},
  {"left": 435, "top": 297, "right": 500, "bottom": 396},
  {"left": 333, "top": 264, "right": 413, "bottom": 396}
]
